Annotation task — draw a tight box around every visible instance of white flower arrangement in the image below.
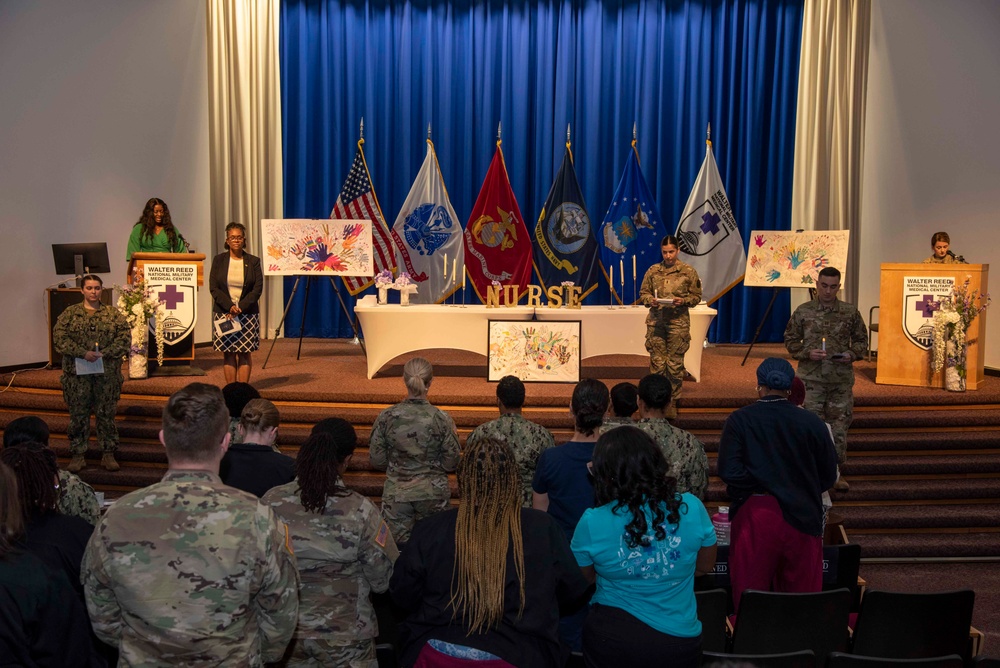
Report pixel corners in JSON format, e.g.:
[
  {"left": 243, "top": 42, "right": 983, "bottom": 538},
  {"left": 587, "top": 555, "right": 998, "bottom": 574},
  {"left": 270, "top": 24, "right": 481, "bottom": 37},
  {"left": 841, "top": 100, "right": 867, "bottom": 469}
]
[
  {"left": 116, "top": 270, "right": 166, "bottom": 364},
  {"left": 930, "top": 278, "right": 990, "bottom": 379},
  {"left": 560, "top": 281, "right": 574, "bottom": 287},
  {"left": 374, "top": 269, "right": 394, "bottom": 289},
  {"left": 393, "top": 271, "right": 413, "bottom": 289}
]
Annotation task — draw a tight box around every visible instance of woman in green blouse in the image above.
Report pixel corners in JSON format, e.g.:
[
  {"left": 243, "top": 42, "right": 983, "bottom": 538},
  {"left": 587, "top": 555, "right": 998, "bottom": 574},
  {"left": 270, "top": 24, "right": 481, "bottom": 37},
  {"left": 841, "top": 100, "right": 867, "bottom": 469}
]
[{"left": 126, "top": 198, "right": 188, "bottom": 260}]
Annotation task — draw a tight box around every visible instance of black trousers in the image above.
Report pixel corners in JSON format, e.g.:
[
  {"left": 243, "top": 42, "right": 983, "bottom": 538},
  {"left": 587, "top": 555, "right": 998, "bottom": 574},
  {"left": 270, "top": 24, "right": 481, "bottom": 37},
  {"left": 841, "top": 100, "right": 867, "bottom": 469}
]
[{"left": 583, "top": 603, "right": 702, "bottom": 668}]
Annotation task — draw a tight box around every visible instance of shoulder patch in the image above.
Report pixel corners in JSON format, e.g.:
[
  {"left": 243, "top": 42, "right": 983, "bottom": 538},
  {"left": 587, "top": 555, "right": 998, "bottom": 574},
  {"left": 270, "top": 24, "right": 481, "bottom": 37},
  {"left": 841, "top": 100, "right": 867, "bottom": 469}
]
[{"left": 375, "top": 519, "right": 390, "bottom": 548}]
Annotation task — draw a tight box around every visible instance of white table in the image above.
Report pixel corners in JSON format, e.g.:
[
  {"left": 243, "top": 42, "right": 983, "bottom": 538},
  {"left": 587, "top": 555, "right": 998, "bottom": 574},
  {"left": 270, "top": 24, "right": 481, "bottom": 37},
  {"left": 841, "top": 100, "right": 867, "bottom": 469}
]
[{"left": 354, "top": 295, "right": 717, "bottom": 380}]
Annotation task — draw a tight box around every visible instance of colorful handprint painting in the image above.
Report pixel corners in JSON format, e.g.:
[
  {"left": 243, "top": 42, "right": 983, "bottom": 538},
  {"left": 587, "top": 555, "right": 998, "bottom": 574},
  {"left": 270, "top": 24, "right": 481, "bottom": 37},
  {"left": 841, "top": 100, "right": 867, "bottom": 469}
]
[
  {"left": 744, "top": 230, "right": 850, "bottom": 288},
  {"left": 261, "top": 219, "right": 374, "bottom": 276},
  {"left": 487, "top": 320, "right": 581, "bottom": 383}
]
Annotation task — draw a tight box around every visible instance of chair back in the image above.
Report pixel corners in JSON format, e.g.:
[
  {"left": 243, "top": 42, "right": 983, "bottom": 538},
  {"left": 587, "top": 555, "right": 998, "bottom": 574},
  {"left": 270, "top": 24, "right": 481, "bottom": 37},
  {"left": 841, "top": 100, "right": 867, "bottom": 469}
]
[
  {"left": 850, "top": 590, "right": 975, "bottom": 662},
  {"left": 828, "top": 652, "right": 963, "bottom": 668},
  {"left": 822, "top": 543, "right": 862, "bottom": 609},
  {"left": 703, "top": 650, "right": 815, "bottom": 668},
  {"left": 696, "top": 588, "right": 730, "bottom": 653},
  {"left": 731, "top": 588, "right": 851, "bottom": 664}
]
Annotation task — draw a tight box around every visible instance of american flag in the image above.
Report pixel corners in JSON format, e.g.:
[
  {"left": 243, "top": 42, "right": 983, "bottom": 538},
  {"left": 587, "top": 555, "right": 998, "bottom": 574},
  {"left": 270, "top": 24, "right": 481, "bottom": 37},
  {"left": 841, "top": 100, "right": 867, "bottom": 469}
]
[{"left": 331, "top": 142, "right": 397, "bottom": 294}]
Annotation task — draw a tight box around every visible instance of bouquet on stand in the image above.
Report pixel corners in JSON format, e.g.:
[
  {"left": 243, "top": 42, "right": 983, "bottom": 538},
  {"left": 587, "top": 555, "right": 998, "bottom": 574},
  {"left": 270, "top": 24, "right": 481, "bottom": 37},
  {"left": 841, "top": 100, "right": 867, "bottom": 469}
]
[
  {"left": 931, "top": 277, "right": 991, "bottom": 391},
  {"left": 117, "top": 269, "right": 166, "bottom": 379}
]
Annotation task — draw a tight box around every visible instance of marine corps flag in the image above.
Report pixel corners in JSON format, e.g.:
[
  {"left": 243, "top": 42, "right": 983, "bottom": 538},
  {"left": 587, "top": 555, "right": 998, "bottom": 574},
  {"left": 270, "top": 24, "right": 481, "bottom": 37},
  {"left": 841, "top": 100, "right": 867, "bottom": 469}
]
[
  {"left": 464, "top": 141, "right": 532, "bottom": 304},
  {"left": 391, "top": 139, "right": 464, "bottom": 304},
  {"left": 675, "top": 129, "right": 746, "bottom": 304},
  {"left": 331, "top": 137, "right": 396, "bottom": 295},
  {"left": 533, "top": 139, "right": 600, "bottom": 298},
  {"left": 599, "top": 141, "right": 668, "bottom": 304}
]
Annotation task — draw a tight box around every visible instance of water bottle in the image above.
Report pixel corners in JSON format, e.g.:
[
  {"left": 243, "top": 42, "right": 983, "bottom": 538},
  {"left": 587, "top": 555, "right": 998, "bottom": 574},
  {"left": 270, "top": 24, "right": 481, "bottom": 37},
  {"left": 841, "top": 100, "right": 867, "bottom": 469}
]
[{"left": 712, "top": 506, "right": 731, "bottom": 546}]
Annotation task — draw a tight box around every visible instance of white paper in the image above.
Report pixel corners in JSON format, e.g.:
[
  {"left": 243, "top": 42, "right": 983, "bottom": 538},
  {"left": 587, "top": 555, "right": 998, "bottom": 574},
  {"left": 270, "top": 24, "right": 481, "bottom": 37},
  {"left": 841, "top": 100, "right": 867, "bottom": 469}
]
[
  {"left": 214, "top": 315, "right": 243, "bottom": 338},
  {"left": 75, "top": 357, "right": 104, "bottom": 375}
]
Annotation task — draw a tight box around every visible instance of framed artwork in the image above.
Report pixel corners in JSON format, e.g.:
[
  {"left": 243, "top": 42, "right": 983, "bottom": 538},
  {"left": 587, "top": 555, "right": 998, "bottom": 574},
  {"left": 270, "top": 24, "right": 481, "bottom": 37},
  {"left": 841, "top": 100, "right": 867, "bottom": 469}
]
[
  {"left": 261, "top": 218, "right": 374, "bottom": 276},
  {"left": 744, "top": 230, "right": 851, "bottom": 288},
  {"left": 487, "top": 320, "right": 581, "bottom": 383}
]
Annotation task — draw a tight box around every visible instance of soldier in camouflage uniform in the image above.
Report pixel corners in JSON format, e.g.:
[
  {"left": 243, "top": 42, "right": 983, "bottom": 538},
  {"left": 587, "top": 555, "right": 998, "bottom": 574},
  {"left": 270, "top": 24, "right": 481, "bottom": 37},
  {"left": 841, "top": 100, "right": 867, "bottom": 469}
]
[
  {"left": 639, "top": 236, "right": 703, "bottom": 418},
  {"left": 600, "top": 382, "right": 639, "bottom": 433},
  {"left": 466, "top": 375, "right": 555, "bottom": 507},
  {"left": 369, "top": 358, "right": 460, "bottom": 544},
  {"left": 263, "top": 419, "right": 398, "bottom": 668},
  {"left": 633, "top": 374, "right": 709, "bottom": 499},
  {"left": 784, "top": 267, "right": 867, "bottom": 490},
  {"left": 81, "top": 383, "right": 299, "bottom": 666},
  {"left": 922, "top": 231, "right": 966, "bottom": 264},
  {"left": 52, "top": 275, "right": 130, "bottom": 473},
  {"left": 3, "top": 415, "right": 101, "bottom": 524}
]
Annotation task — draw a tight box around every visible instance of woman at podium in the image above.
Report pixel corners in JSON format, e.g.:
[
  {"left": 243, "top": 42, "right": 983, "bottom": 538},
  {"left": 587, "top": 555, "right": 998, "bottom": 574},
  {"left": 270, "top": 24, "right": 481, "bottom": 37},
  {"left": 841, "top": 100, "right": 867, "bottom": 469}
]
[
  {"left": 125, "top": 197, "right": 188, "bottom": 260},
  {"left": 209, "top": 222, "right": 263, "bottom": 383},
  {"left": 922, "top": 231, "right": 966, "bottom": 264}
]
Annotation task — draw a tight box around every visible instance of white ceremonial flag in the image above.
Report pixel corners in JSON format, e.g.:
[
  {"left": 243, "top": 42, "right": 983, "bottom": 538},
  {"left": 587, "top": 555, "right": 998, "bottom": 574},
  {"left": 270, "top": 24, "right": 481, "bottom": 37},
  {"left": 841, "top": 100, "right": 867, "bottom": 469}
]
[
  {"left": 390, "top": 139, "right": 464, "bottom": 304},
  {"left": 674, "top": 137, "right": 746, "bottom": 305}
]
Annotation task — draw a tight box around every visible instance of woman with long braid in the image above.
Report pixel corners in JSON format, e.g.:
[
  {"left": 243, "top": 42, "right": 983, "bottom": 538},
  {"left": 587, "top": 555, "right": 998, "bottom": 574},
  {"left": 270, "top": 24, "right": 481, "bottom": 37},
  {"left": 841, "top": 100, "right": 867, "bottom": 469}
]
[
  {"left": 571, "top": 427, "right": 717, "bottom": 668},
  {"left": 391, "top": 438, "right": 589, "bottom": 667}
]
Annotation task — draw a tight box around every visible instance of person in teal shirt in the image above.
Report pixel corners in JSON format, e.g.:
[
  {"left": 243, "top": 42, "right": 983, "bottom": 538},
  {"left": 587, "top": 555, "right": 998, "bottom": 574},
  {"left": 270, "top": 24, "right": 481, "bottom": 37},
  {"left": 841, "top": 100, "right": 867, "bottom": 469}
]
[
  {"left": 125, "top": 197, "right": 188, "bottom": 260},
  {"left": 571, "top": 426, "right": 717, "bottom": 668}
]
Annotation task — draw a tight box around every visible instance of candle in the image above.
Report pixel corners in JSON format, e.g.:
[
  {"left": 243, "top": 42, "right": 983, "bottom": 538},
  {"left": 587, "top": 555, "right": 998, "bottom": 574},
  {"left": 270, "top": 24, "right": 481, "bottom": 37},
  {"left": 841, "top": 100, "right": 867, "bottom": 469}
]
[
  {"left": 822, "top": 337, "right": 826, "bottom": 352},
  {"left": 632, "top": 255, "right": 636, "bottom": 280},
  {"left": 620, "top": 259, "right": 624, "bottom": 285},
  {"left": 443, "top": 253, "right": 447, "bottom": 278},
  {"left": 610, "top": 266, "right": 614, "bottom": 292},
  {"left": 462, "top": 268, "right": 466, "bottom": 288},
  {"left": 452, "top": 258, "right": 457, "bottom": 285}
]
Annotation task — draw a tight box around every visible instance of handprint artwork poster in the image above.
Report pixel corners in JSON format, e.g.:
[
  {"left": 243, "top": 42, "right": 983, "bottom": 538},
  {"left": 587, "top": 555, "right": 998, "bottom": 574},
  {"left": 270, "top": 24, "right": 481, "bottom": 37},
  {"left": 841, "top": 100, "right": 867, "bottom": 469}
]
[
  {"left": 487, "top": 321, "right": 581, "bottom": 382},
  {"left": 261, "top": 219, "right": 374, "bottom": 276},
  {"left": 744, "top": 230, "right": 850, "bottom": 288}
]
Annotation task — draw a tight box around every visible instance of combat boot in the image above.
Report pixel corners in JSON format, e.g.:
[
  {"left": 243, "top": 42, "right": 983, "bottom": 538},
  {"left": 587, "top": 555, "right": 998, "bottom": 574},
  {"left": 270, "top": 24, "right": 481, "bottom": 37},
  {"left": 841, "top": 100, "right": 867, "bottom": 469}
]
[
  {"left": 101, "top": 453, "right": 120, "bottom": 472},
  {"left": 67, "top": 454, "right": 86, "bottom": 473}
]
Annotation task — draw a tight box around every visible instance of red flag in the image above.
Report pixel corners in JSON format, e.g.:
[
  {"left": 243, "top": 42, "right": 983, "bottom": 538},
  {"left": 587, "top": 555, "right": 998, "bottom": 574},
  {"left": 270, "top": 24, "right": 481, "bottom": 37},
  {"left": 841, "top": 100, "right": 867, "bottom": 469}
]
[
  {"left": 463, "top": 144, "right": 532, "bottom": 303},
  {"left": 331, "top": 140, "right": 397, "bottom": 295}
]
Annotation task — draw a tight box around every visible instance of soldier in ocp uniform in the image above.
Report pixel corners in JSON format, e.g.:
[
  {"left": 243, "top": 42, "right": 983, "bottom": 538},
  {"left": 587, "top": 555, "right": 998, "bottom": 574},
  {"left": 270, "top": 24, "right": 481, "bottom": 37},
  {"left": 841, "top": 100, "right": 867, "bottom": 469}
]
[
  {"left": 466, "top": 375, "right": 556, "bottom": 507},
  {"left": 784, "top": 266, "right": 867, "bottom": 491},
  {"left": 633, "top": 374, "right": 709, "bottom": 500},
  {"left": 639, "top": 235, "right": 703, "bottom": 418},
  {"left": 52, "top": 275, "right": 130, "bottom": 473},
  {"left": 264, "top": 419, "right": 398, "bottom": 668},
  {"left": 369, "top": 357, "right": 460, "bottom": 545}
]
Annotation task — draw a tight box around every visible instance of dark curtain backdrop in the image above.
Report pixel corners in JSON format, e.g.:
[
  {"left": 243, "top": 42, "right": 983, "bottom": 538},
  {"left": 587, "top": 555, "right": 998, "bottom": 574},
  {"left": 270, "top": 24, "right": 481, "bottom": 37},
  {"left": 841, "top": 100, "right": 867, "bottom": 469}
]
[{"left": 280, "top": 0, "right": 801, "bottom": 342}]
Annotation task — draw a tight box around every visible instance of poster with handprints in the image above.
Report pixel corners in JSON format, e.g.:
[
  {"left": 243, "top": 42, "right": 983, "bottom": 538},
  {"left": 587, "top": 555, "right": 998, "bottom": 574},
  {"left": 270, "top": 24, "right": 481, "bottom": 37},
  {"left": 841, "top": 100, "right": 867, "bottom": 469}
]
[
  {"left": 261, "top": 219, "right": 373, "bottom": 276},
  {"left": 487, "top": 320, "right": 581, "bottom": 383},
  {"left": 744, "top": 230, "right": 850, "bottom": 288}
]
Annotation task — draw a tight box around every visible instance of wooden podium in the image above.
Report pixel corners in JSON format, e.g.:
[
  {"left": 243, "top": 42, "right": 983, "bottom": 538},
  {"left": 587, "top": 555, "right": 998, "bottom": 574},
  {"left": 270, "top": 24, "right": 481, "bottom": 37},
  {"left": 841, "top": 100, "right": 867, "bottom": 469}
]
[
  {"left": 127, "top": 252, "right": 206, "bottom": 362},
  {"left": 876, "top": 263, "right": 989, "bottom": 389}
]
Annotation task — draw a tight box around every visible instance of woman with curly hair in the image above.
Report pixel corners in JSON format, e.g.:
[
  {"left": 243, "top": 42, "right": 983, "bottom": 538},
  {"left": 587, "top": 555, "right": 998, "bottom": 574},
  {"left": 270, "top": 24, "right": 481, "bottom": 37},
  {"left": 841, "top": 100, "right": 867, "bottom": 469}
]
[
  {"left": 391, "top": 438, "right": 588, "bottom": 667},
  {"left": 126, "top": 197, "right": 188, "bottom": 260},
  {"left": 571, "top": 426, "right": 717, "bottom": 668}
]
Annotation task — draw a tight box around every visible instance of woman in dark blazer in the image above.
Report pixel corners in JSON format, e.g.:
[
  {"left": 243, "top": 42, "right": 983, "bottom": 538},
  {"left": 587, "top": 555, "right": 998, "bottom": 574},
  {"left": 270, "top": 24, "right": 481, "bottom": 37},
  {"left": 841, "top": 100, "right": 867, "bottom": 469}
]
[{"left": 209, "top": 222, "right": 263, "bottom": 383}]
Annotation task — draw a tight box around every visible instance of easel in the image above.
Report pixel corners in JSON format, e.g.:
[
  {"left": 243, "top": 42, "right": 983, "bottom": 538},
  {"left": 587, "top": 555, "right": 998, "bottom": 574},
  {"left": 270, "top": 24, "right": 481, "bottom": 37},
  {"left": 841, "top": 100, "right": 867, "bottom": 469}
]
[
  {"left": 263, "top": 275, "right": 365, "bottom": 369},
  {"left": 741, "top": 286, "right": 782, "bottom": 366}
]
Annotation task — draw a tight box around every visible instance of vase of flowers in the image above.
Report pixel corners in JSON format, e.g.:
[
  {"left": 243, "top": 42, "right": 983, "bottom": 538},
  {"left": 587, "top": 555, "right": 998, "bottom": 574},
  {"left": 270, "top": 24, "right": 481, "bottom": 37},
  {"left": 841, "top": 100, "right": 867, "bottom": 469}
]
[
  {"left": 375, "top": 269, "right": 394, "bottom": 305},
  {"left": 561, "top": 281, "right": 575, "bottom": 307},
  {"left": 116, "top": 269, "right": 166, "bottom": 378},
  {"left": 931, "top": 278, "right": 990, "bottom": 392},
  {"left": 394, "top": 272, "right": 414, "bottom": 306}
]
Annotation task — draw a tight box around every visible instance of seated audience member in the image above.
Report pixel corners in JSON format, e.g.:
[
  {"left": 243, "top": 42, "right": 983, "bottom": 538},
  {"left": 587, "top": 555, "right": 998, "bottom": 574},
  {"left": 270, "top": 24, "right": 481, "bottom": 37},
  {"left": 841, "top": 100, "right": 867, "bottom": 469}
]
[
  {"left": 0, "top": 461, "right": 98, "bottom": 666},
  {"left": 717, "top": 358, "right": 838, "bottom": 613},
  {"left": 369, "top": 357, "right": 461, "bottom": 545},
  {"left": 533, "top": 378, "right": 609, "bottom": 654},
  {"left": 3, "top": 415, "right": 101, "bottom": 525},
  {"left": 601, "top": 382, "right": 639, "bottom": 431},
  {"left": 220, "top": 398, "right": 295, "bottom": 497},
  {"left": 82, "top": 382, "right": 299, "bottom": 665},
  {"left": 466, "top": 375, "right": 556, "bottom": 507},
  {"left": 263, "top": 420, "right": 398, "bottom": 667},
  {"left": 634, "top": 374, "right": 709, "bottom": 500},
  {"left": 391, "top": 438, "right": 589, "bottom": 667},
  {"left": 222, "top": 381, "right": 261, "bottom": 445},
  {"left": 572, "top": 427, "right": 717, "bottom": 668}
]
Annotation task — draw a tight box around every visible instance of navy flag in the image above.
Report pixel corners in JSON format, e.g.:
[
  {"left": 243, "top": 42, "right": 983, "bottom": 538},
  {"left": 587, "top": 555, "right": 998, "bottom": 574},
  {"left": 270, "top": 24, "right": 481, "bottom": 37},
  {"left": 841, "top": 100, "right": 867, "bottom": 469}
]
[
  {"left": 599, "top": 142, "right": 668, "bottom": 304},
  {"left": 533, "top": 143, "right": 601, "bottom": 299}
]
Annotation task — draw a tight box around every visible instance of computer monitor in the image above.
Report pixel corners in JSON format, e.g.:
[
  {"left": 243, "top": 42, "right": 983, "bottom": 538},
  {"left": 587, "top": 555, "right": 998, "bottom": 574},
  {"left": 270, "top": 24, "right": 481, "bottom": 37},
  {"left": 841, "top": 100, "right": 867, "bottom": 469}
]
[{"left": 52, "top": 243, "right": 112, "bottom": 287}]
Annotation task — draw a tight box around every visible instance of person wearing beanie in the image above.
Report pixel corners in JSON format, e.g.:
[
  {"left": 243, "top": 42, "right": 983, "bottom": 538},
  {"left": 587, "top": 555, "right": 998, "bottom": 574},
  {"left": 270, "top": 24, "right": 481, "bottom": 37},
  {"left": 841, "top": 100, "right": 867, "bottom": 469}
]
[
  {"left": 783, "top": 266, "right": 867, "bottom": 490},
  {"left": 717, "top": 357, "right": 838, "bottom": 613}
]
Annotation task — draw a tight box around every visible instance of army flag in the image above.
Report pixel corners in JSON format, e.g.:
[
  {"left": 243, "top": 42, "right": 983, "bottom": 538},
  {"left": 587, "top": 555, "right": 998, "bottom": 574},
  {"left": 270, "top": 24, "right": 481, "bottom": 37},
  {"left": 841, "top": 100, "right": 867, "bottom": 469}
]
[
  {"left": 331, "top": 139, "right": 396, "bottom": 295},
  {"left": 675, "top": 137, "right": 746, "bottom": 304},
  {"left": 391, "top": 139, "right": 464, "bottom": 304},
  {"left": 599, "top": 144, "right": 668, "bottom": 304},
  {"left": 464, "top": 143, "right": 532, "bottom": 303},
  {"left": 533, "top": 144, "right": 600, "bottom": 298}
]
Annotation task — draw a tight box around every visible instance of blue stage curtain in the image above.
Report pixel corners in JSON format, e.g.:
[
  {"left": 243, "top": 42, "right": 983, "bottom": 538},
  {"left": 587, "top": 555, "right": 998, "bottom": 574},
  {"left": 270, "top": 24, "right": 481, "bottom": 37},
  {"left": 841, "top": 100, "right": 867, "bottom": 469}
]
[{"left": 280, "top": 0, "right": 802, "bottom": 342}]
